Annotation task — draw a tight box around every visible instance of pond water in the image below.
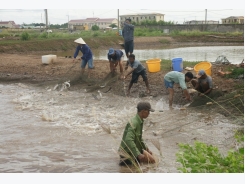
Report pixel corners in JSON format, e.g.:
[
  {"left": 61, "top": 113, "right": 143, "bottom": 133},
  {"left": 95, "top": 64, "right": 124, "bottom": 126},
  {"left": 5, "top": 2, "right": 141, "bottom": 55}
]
[
  {"left": 54, "top": 46, "right": 244, "bottom": 64},
  {"left": 0, "top": 82, "right": 242, "bottom": 173}
]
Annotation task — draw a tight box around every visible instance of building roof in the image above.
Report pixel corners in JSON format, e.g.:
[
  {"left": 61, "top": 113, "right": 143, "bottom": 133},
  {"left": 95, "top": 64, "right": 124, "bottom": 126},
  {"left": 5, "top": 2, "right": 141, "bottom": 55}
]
[
  {"left": 96, "top": 18, "right": 117, "bottom": 22},
  {"left": 69, "top": 18, "right": 116, "bottom": 23},
  {"left": 86, "top": 18, "right": 99, "bottom": 21},
  {"left": 222, "top": 16, "right": 244, "bottom": 19},
  {"left": 187, "top": 20, "right": 218, "bottom": 22},
  {"left": 69, "top": 19, "right": 86, "bottom": 23},
  {"left": 0, "top": 21, "right": 16, "bottom": 24},
  {"left": 120, "top": 13, "right": 164, "bottom": 16}
]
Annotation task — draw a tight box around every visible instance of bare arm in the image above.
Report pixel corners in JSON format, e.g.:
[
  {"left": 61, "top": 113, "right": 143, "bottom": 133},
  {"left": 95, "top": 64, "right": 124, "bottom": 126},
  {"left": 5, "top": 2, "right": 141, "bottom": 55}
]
[
  {"left": 125, "top": 68, "right": 135, "bottom": 78},
  {"left": 183, "top": 89, "right": 191, "bottom": 100},
  {"left": 203, "top": 88, "right": 212, "bottom": 95}
]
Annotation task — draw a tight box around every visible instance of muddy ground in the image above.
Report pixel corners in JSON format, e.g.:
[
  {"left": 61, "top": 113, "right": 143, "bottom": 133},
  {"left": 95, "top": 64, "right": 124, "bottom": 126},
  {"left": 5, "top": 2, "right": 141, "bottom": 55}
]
[
  {"left": 0, "top": 35, "right": 244, "bottom": 113},
  {"left": 0, "top": 36, "right": 244, "bottom": 173},
  {"left": 0, "top": 54, "right": 243, "bottom": 113}
]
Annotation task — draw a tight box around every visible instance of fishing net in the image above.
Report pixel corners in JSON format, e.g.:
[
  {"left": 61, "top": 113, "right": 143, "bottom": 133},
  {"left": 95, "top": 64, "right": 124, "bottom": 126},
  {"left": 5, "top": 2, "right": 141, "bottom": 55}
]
[{"left": 212, "top": 55, "right": 230, "bottom": 65}]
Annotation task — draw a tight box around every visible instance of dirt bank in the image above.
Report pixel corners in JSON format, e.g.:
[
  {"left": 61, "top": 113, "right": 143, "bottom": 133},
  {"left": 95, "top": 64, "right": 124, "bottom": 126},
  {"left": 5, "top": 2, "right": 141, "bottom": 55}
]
[
  {"left": 0, "top": 35, "right": 244, "bottom": 115},
  {"left": 0, "top": 35, "right": 243, "bottom": 54},
  {"left": 0, "top": 52, "right": 243, "bottom": 116}
]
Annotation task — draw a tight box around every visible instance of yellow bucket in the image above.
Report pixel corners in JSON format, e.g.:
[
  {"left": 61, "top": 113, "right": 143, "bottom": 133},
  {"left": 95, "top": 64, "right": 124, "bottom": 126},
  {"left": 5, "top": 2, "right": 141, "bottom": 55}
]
[
  {"left": 146, "top": 58, "right": 161, "bottom": 73},
  {"left": 194, "top": 61, "right": 212, "bottom": 76}
]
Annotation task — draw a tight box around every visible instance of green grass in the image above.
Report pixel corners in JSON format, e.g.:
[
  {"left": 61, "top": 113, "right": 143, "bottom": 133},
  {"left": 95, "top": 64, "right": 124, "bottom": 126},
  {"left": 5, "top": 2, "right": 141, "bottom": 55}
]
[
  {"left": 226, "top": 67, "right": 244, "bottom": 79},
  {"left": 1, "top": 28, "right": 243, "bottom": 42},
  {"left": 159, "top": 39, "right": 170, "bottom": 44},
  {"left": 170, "top": 29, "right": 244, "bottom": 37}
]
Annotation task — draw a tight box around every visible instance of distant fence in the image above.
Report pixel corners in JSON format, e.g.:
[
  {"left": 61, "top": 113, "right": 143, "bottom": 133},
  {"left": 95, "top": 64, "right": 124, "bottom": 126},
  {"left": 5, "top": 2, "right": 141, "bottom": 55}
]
[{"left": 136, "top": 24, "right": 244, "bottom": 33}]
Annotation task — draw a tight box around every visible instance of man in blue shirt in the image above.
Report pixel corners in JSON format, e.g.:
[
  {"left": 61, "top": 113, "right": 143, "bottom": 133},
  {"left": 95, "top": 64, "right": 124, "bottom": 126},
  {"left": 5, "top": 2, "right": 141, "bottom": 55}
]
[
  {"left": 107, "top": 48, "right": 124, "bottom": 76},
  {"left": 123, "top": 54, "right": 150, "bottom": 96},
  {"left": 73, "top": 37, "right": 94, "bottom": 77},
  {"left": 122, "top": 19, "right": 134, "bottom": 58}
]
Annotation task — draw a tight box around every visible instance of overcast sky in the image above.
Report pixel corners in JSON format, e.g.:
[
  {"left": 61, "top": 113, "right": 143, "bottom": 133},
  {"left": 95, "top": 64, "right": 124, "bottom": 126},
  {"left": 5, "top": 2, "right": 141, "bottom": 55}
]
[{"left": 1, "top": 0, "right": 244, "bottom": 25}]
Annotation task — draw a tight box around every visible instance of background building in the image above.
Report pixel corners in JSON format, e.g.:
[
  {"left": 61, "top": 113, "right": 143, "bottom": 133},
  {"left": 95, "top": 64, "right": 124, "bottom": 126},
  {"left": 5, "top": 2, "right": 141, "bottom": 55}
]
[
  {"left": 68, "top": 18, "right": 118, "bottom": 31},
  {"left": 184, "top": 20, "right": 219, "bottom": 24},
  {"left": 120, "top": 13, "right": 164, "bottom": 24},
  {"left": 0, "top": 21, "right": 18, "bottom": 28},
  {"left": 221, "top": 16, "right": 244, "bottom": 24}
]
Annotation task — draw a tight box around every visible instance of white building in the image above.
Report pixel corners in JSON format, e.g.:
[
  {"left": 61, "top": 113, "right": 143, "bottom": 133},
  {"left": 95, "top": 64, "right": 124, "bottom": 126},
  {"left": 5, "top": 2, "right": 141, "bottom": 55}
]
[
  {"left": 184, "top": 20, "right": 219, "bottom": 24},
  {"left": 120, "top": 13, "right": 165, "bottom": 24},
  {"left": 68, "top": 18, "right": 118, "bottom": 30},
  {"left": 0, "top": 21, "right": 17, "bottom": 28}
]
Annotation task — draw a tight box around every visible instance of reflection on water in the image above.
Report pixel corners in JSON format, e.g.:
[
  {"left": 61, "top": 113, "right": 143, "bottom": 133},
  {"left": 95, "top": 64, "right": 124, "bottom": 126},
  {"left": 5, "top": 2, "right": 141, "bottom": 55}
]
[
  {"left": 54, "top": 46, "right": 244, "bottom": 64},
  {"left": 0, "top": 83, "right": 242, "bottom": 173}
]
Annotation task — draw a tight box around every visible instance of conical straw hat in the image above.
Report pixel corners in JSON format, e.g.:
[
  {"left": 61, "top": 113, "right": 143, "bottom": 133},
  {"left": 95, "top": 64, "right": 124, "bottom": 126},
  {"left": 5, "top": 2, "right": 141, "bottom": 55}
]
[{"left": 74, "top": 37, "right": 86, "bottom": 44}]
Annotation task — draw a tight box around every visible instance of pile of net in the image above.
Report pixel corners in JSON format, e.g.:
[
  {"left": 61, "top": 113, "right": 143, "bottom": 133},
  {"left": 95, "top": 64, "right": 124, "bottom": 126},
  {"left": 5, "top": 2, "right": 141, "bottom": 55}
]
[{"left": 212, "top": 55, "right": 231, "bottom": 65}]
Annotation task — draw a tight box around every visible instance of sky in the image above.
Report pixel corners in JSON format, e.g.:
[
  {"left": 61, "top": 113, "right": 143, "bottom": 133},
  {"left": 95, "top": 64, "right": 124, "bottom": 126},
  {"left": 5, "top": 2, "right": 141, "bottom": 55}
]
[{"left": 1, "top": 0, "right": 244, "bottom": 25}]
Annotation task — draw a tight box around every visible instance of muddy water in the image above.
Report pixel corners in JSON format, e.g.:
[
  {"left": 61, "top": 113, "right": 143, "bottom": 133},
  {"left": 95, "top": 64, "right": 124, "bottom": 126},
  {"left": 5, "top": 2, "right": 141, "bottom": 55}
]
[
  {"left": 0, "top": 83, "right": 242, "bottom": 173},
  {"left": 54, "top": 46, "right": 244, "bottom": 64}
]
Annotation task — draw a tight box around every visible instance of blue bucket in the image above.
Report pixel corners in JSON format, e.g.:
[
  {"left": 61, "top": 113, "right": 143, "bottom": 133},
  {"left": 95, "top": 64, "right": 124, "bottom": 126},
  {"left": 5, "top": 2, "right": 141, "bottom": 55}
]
[{"left": 172, "top": 58, "right": 183, "bottom": 72}]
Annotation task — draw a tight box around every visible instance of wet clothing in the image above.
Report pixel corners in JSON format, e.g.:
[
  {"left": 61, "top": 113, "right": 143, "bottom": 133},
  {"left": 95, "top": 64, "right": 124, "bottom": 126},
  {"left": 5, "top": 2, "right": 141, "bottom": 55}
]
[
  {"left": 164, "top": 71, "right": 187, "bottom": 90},
  {"left": 127, "top": 60, "right": 145, "bottom": 73},
  {"left": 108, "top": 50, "right": 124, "bottom": 62},
  {"left": 122, "top": 22, "right": 134, "bottom": 55},
  {"left": 122, "top": 22, "right": 134, "bottom": 43},
  {"left": 124, "top": 40, "right": 134, "bottom": 55},
  {"left": 74, "top": 44, "right": 93, "bottom": 61},
  {"left": 81, "top": 58, "right": 93, "bottom": 69},
  {"left": 119, "top": 114, "right": 148, "bottom": 165},
  {"left": 127, "top": 60, "right": 147, "bottom": 83},
  {"left": 198, "top": 75, "right": 213, "bottom": 89},
  {"left": 131, "top": 69, "right": 148, "bottom": 83}
]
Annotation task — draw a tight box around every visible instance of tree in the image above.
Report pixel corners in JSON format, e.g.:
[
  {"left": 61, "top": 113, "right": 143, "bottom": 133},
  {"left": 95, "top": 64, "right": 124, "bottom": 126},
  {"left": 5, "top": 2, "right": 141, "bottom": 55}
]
[
  {"left": 109, "top": 23, "right": 117, "bottom": 28},
  {"left": 91, "top": 25, "right": 99, "bottom": 31}
]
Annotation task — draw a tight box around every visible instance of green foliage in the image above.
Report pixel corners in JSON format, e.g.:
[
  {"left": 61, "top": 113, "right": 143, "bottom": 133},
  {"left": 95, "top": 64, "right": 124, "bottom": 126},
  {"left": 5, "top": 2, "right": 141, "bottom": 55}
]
[
  {"left": 133, "top": 20, "right": 175, "bottom": 26},
  {"left": 176, "top": 141, "right": 244, "bottom": 173},
  {"left": 227, "top": 67, "right": 244, "bottom": 79},
  {"left": 109, "top": 23, "right": 117, "bottom": 28},
  {"left": 50, "top": 23, "right": 68, "bottom": 29},
  {"left": 39, "top": 32, "right": 48, "bottom": 39},
  {"left": 134, "top": 28, "right": 162, "bottom": 36},
  {"left": 92, "top": 32, "right": 99, "bottom": 37},
  {"left": 20, "top": 32, "right": 30, "bottom": 41},
  {"left": 91, "top": 25, "right": 99, "bottom": 31}
]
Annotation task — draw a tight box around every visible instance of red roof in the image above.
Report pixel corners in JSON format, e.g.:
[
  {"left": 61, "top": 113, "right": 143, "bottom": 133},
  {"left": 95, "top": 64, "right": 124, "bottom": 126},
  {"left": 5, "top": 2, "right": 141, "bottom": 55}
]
[
  {"left": 86, "top": 18, "right": 99, "bottom": 21},
  {"left": 69, "top": 18, "right": 116, "bottom": 23},
  {"left": 69, "top": 19, "right": 86, "bottom": 23},
  {"left": 96, "top": 18, "right": 116, "bottom": 22},
  {"left": 0, "top": 21, "right": 16, "bottom": 24}
]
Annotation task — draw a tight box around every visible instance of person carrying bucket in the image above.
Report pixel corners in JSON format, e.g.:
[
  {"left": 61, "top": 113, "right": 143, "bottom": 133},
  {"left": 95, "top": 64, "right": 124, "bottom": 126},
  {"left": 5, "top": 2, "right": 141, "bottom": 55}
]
[
  {"left": 191, "top": 69, "right": 213, "bottom": 96},
  {"left": 164, "top": 71, "right": 194, "bottom": 109},
  {"left": 73, "top": 37, "right": 94, "bottom": 77}
]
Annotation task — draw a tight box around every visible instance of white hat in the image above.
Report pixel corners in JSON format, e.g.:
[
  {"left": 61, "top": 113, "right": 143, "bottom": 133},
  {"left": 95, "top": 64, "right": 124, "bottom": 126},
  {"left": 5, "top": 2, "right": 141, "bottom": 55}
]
[{"left": 74, "top": 37, "right": 86, "bottom": 44}]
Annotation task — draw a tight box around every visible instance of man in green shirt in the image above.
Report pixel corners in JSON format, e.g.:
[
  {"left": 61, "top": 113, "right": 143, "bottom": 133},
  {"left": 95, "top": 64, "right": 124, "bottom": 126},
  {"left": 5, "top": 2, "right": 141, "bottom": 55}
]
[
  {"left": 118, "top": 102, "right": 155, "bottom": 166},
  {"left": 164, "top": 71, "right": 194, "bottom": 108}
]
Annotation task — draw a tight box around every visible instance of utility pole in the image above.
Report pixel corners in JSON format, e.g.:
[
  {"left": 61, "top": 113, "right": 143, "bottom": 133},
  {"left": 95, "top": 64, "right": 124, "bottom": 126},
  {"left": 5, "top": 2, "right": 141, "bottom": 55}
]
[
  {"left": 44, "top": 9, "right": 48, "bottom": 29},
  {"left": 205, "top": 9, "right": 207, "bottom": 24},
  {"left": 117, "top": 9, "right": 119, "bottom": 35},
  {"left": 67, "top": 15, "right": 69, "bottom": 30}
]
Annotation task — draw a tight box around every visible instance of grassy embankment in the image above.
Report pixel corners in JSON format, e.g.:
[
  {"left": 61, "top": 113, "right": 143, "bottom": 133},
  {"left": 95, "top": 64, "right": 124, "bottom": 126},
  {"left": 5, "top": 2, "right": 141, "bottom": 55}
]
[{"left": 0, "top": 28, "right": 243, "bottom": 52}]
